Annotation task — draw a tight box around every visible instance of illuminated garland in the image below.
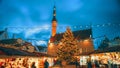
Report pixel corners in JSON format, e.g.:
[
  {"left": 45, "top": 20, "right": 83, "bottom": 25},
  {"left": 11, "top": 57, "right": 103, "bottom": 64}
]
[
  {"left": 0, "top": 23, "right": 120, "bottom": 30},
  {"left": 0, "top": 23, "right": 119, "bottom": 45}
]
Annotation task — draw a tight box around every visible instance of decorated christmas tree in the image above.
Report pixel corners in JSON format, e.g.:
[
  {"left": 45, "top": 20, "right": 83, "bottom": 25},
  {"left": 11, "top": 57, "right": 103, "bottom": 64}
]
[{"left": 57, "top": 27, "right": 79, "bottom": 64}]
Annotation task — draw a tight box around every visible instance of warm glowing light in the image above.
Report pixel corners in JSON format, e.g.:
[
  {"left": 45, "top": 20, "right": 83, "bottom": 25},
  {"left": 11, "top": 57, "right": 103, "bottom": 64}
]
[
  {"left": 59, "top": 42, "right": 62, "bottom": 45},
  {"left": 49, "top": 43, "right": 53, "bottom": 48},
  {"left": 84, "top": 39, "right": 89, "bottom": 42},
  {"left": 43, "top": 57, "right": 46, "bottom": 61},
  {"left": 83, "top": 39, "right": 90, "bottom": 45},
  {"left": 54, "top": 14, "right": 56, "bottom": 16}
]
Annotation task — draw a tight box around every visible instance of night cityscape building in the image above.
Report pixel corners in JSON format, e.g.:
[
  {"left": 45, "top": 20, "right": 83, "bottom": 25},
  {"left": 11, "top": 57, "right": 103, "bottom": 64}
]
[
  {"left": 47, "top": 5, "right": 94, "bottom": 56},
  {"left": 0, "top": 0, "right": 120, "bottom": 68}
]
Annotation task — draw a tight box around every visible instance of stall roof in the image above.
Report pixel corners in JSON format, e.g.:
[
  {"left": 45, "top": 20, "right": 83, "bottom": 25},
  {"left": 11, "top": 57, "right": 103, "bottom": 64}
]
[
  {"left": 89, "top": 50, "right": 103, "bottom": 54},
  {"left": 90, "top": 45, "right": 120, "bottom": 54},
  {"left": 0, "top": 46, "right": 35, "bottom": 56},
  {"left": 33, "top": 52, "right": 55, "bottom": 57},
  {"left": 0, "top": 46, "right": 52, "bottom": 57},
  {"left": 77, "top": 52, "right": 92, "bottom": 56},
  {"left": 103, "top": 45, "right": 120, "bottom": 52}
]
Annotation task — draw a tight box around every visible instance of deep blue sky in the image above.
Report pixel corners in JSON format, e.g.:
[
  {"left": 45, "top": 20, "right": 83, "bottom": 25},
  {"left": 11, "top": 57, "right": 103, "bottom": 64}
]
[{"left": 0, "top": 0, "right": 120, "bottom": 48}]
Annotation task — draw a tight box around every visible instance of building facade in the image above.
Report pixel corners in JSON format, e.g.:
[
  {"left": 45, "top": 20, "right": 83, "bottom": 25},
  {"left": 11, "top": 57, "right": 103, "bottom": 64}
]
[{"left": 47, "top": 6, "right": 94, "bottom": 56}]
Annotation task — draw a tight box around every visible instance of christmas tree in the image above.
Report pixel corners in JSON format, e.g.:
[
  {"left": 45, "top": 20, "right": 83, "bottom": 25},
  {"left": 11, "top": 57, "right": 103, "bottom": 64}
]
[{"left": 57, "top": 27, "right": 79, "bottom": 64}]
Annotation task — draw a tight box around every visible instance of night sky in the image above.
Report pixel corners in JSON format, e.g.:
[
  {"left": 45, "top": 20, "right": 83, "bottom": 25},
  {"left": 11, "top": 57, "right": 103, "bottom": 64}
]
[{"left": 0, "top": 0, "right": 120, "bottom": 49}]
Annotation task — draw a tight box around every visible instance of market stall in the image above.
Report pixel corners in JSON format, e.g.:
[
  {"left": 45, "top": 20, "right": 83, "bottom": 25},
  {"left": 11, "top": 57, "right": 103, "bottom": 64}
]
[
  {"left": 90, "top": 46, "right": 120, "bottom": 68},
  {"left": 0, "top": 46, "right": 55, "bottom": 68}
]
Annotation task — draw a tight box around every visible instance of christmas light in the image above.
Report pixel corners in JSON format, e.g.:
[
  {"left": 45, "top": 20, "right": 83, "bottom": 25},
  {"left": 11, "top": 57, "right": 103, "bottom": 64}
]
[
  {"left": 80, "top": 26, "right": 82, "bottom": 28},
  {"left": 3, "top": 23, "right": 120, "bottom": 30},
  {"left": 49, "top": 43, "right": 54, "bottom": 48},
  {"left": 97, "top": 25, "right": 100, "bottom": 27},
  {"left": 102, "top": 24, "right": 105, "bottom": 27},
  {"left": 84, "top": 39, "right": 89, "bottom": 42}
]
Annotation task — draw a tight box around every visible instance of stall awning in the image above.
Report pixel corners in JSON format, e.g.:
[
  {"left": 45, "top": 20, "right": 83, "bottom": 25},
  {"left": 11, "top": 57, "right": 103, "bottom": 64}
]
[
  {"left": 90, "top": 45, "right": 120, "bottom": 54},
  {"left": 103, "top": 45, "right": 120, "bottom": 52},
  {"left": 0, "top": 46, "right": 35, "bottom": 56},
  {"left": 0, "top": 46, "right": 53, "bottom": 57}
]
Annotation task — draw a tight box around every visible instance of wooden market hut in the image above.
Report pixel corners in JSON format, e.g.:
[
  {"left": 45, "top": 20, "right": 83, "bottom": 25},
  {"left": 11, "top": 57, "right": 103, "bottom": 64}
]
[
  {"left": 0, "top": 46, "right": 54, "bottom": 68},
  {"left": 89, "top": 45, "right": 120, "bottom": 68}
]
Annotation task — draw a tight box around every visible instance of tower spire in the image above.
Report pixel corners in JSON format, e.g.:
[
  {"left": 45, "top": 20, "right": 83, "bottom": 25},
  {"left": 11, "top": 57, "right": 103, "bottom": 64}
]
[
  {"left": 52, "top": 0, "right": 57, "bottom": 21},
  {"left": 51, "top": 0, "right": 57, "bottom": 37}
]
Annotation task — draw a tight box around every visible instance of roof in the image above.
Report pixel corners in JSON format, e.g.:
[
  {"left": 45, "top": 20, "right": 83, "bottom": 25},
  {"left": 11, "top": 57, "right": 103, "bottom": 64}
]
[
  {"left": 0, "top": 46, "right": 34, "bottom": 56},
  {"left": 89, "top": 50, "right": 103, "bottom": 54},
  {"left": 50, "top": 28, "right": 92, "bottom": 42},
  {"left": 103, "top": 45, "right": 120, "bottom": 52},
  {"left": 36, "top": 46, "right": 47, "bottom": 50},
  {"left": 0, "top": 39, "right": 17, "bottom": 44},
  {"left": 90, "top": 45, "right": 120, "bottom": 54},
  {"left": 78, "top": 52, "right": 92, "bottom": 56},
  {"left": 0, "top": 46, "right": 53, "bottom": 57},
  {"left": 0, "top": 31, "right": 4, "bottom": 35},
  {"left": 33, "top": 52, "right": 54, "bottom": 57}
]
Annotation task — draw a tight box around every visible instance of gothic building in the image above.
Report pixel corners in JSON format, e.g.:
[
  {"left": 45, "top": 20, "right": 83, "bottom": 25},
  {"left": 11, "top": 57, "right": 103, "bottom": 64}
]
[{"left": 47, "top": 6, "right": 94, "bottom": 56}]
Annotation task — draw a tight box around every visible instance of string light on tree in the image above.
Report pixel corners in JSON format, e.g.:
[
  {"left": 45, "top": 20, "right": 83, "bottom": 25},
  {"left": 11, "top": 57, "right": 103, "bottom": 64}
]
[{"left": 57, "top": 27, "right": 79, "bottom": 64}]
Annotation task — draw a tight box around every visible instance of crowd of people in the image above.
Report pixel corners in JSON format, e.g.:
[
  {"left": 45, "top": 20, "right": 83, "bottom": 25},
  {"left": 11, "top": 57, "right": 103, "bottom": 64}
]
[{"left": 87, "top": 59, "right": 100, "bottom": 68}]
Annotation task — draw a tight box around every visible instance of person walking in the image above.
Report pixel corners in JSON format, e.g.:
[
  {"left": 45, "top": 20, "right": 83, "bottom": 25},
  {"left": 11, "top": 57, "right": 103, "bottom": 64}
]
[
  {"left": 87, "top": 59, "right": 92, "bottom": 68},
  {"left": 44, "top": 59, "right": 49, "bottom": 68},
  {"left": 75, "top": 59, "right": 80, "bottom": 68},
  {"left": 95, "top": 60, "right": 99, "bottom": 68},
  {"left": 31, "top": 62, "right": 36, "bottom": 68}
]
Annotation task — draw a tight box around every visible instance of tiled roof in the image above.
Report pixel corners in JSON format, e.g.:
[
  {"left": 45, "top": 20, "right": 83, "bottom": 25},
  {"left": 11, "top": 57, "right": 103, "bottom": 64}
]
[{"left": 50, "top": 28, "right": 92, "bottom": 42}]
